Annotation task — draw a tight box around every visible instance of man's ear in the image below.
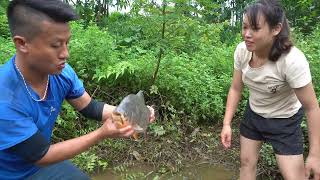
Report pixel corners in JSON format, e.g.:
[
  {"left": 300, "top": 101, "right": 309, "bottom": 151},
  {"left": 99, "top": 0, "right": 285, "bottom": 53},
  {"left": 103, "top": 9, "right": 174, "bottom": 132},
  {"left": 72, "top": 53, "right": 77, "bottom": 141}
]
[
  {"left": 272, "top": 23, "right": 282, "bottom": 36},
  {"left": 13, "top": 36, "right": 28, "bottom": 53}
]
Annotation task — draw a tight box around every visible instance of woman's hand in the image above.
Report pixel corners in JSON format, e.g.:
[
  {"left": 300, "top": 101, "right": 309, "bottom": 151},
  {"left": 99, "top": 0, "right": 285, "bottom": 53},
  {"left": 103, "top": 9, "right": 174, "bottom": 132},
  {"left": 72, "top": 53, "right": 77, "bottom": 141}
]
[
  {"left": 221, "top": 124, "right": 232, "bottom": 149},
  {"left": 305, "top": 153, "right": 320, "bottom": 180},
  {"left": 147, "top": 105, "right": 156, "bottom": 123}
]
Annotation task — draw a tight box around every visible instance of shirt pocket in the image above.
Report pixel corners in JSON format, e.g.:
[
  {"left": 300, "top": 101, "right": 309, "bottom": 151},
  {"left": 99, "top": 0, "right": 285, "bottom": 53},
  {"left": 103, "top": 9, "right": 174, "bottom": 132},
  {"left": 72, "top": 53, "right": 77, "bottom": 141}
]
[{"left": 264, "top": 77, "right": 287, "bottom": 94}]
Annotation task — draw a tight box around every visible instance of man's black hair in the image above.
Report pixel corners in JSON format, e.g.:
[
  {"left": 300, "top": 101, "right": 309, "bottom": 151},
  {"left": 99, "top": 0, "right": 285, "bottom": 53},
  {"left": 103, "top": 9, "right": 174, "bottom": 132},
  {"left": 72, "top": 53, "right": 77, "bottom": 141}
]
[{"left": 7, "top": 0, "right": 79, "bottom": 40}]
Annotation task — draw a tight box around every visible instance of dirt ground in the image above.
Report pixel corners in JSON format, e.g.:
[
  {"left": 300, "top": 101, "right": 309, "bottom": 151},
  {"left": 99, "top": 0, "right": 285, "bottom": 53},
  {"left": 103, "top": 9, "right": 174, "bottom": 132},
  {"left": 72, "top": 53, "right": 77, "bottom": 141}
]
[{"left": 93, "top": 119, "right": 242, "bottom": 179}]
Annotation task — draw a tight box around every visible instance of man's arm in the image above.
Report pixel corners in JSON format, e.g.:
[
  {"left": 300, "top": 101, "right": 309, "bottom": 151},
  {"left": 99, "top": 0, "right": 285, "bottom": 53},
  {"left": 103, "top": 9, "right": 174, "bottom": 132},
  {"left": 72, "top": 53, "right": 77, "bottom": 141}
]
[
  {"left": 8, "top": 118, "right": 134, "bottom": 167},
  {"left": 34, "top": 91, "right": 154, "bottom": 166},
  {"left": 68, "top": 91, "right": 116, "bottom": 122},
  {"left": 31, "top": 92, "right": 133, "bottom": 166},
  {"left": 34, "top": 121, "right": 133, "bottom": 166}
]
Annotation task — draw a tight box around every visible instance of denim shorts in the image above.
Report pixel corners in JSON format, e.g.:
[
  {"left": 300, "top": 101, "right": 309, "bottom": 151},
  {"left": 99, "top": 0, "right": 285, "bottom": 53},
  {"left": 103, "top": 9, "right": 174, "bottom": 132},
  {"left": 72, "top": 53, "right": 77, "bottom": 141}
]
[
  {"left": 240, "top": 104, "right": 304, "bottom": 155},
  {"left": 26, "top": 160, "right": 90, "bottom": 180}
]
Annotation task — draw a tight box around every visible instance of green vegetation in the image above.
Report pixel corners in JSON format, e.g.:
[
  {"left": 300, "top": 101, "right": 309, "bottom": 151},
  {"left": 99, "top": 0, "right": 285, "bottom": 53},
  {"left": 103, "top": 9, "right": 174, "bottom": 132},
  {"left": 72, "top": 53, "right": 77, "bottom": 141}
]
[{"left": 0, "top": 0, "right": 319, "bottom": 179}]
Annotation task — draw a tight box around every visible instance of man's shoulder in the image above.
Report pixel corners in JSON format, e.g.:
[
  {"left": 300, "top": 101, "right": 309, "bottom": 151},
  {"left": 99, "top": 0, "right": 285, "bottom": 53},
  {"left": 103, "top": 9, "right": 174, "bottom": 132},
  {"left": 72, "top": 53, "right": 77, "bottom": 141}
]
[
  {"left": 55, "top": 63, "right": 77, "bottom": 80},
  {"left": 52, "top": 63, "right": 84, "bottom": 95},
  {"left": 60, "top": 63, "right": 77, "bottom": 76},
  {"left": 0, "top": 58, "right": 22, "bottom": 102},
  {"left": 0, "top": 60, "right": 18, "bottom": 83},
  {"left": 0, "top": 59, "right": 15, "bottom": 78},
  {"left": 54, "top": 63, "right": 82, "bottom": 85}
]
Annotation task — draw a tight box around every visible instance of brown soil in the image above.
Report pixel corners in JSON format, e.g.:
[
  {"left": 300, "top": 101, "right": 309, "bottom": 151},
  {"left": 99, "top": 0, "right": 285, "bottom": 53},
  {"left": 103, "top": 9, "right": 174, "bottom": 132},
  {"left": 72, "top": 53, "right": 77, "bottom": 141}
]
[{"left": 93, "top": 119, "right": 242, "bottom": 179}]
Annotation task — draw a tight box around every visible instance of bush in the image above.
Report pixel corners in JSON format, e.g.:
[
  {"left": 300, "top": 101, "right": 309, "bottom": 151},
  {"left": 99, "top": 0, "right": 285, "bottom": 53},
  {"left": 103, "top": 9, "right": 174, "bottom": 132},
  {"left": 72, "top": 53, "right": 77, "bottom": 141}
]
[
  {"left": 0, "top": 7, "right": 10, "bottom": 39},
  {"left": 0, "top": 37, "right": 14, "bottom": 64}
]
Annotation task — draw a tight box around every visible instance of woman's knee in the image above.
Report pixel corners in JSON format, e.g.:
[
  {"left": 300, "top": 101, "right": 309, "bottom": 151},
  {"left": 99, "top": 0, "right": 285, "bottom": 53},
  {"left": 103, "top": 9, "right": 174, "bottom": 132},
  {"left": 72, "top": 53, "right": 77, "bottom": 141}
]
[{"left": 240, "top": 155, "right": 258, "bottom": 169}]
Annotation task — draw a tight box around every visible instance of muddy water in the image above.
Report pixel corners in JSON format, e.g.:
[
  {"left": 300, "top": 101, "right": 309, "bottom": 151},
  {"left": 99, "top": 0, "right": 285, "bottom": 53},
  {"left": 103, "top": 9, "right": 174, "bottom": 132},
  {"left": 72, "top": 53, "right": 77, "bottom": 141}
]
[{"left": 92, "top": 162, "right": 235, "bottom": 180}]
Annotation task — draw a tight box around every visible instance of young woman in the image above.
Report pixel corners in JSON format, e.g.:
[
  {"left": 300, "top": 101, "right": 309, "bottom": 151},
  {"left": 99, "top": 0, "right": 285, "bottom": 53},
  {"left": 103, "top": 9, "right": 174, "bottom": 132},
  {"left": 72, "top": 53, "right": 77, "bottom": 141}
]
[{"left": 220, "top": 0, "right": 320, "bottom": 179}]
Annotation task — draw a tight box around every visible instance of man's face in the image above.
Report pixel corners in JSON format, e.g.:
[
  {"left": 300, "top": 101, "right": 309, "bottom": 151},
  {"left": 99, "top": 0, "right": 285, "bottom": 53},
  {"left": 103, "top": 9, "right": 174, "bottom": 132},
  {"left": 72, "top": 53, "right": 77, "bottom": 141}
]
[{"left": 26, "top": 20, "right": 71, "bottom": 75}]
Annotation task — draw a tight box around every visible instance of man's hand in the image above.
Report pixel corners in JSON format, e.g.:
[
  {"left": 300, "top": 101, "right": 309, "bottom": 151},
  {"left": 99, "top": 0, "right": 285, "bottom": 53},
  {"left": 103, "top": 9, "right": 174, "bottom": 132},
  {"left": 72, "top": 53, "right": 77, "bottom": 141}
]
[
  {"left": 305, "top": 154, "right": 320, "bottom": 180},
  {"left": 98, "top": 118, "right": 134, "bottom": 138}
]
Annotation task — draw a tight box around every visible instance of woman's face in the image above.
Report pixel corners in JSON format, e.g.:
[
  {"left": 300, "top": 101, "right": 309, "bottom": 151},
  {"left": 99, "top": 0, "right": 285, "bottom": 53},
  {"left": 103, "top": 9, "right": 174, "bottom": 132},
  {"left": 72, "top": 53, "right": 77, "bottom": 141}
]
[{"left": 242, "top": 13, "right": 279, "bottom": 53}]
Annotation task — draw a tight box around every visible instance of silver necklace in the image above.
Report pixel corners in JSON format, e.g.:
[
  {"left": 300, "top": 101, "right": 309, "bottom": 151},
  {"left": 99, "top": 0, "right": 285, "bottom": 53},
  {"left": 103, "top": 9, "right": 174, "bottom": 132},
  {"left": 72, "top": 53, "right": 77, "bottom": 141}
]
[{"left": 14, "top": 61, "right": 49, "bottom": 102}]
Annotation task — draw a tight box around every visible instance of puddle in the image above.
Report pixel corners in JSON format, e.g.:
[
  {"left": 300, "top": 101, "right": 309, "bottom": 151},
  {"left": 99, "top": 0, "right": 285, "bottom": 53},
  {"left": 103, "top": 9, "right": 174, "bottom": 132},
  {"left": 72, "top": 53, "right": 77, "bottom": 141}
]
[
  {"left": 92, "top": 162, "right": 235, "bottom": 180},
  {"left": 163, "top": 163, "right": 234, "bottom": 180}
]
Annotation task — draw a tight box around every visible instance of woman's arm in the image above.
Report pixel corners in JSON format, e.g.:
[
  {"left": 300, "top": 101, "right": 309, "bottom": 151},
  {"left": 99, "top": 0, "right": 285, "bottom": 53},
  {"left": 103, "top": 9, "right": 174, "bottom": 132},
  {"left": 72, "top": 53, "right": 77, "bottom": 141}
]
[
  {"left": 294, "top": 82, "right": 320, "bottom": 178},
  {"left": 221, "top": 69, "right": 244, "bottom": 149},
  {"left": 223, "top": 69, "right": 244, "bottom": 126}
]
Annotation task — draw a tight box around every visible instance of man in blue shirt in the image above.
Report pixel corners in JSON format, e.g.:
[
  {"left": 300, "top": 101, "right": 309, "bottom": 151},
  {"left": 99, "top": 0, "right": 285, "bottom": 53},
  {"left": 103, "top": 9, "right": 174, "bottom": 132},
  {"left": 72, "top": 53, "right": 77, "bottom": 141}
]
[{"left": 0, "top": 0, "right": 155, "bottom": 179}]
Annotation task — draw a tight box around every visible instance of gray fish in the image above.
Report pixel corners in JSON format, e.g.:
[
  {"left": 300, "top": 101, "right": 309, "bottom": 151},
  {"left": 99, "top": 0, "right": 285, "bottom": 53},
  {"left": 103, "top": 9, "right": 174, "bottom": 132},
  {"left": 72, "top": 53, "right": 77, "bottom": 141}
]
[{"left": 113, "top": 90, "right": 150, "bottom": 133}]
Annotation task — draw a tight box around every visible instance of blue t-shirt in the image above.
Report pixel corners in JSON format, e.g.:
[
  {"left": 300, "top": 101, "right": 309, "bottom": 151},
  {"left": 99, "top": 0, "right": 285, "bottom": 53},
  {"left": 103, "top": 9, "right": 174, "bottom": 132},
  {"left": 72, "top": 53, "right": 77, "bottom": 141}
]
[{"left": 0, "top": 55, "right": 85, "bottom": 179}]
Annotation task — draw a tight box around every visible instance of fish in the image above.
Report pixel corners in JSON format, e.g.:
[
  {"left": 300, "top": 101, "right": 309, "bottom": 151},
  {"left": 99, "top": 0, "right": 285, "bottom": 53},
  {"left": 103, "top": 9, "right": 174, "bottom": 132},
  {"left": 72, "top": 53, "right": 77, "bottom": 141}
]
[{"left": 112, "top": 90, "right": 150, "bottom": 139}]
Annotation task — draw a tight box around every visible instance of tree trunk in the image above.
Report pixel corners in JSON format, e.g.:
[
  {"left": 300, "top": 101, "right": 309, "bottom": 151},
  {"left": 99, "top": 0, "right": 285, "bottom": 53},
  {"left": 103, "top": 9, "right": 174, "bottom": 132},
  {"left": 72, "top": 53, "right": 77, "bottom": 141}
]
[{"left": 152, "top": 0, "right": 167, "bottom": 85}]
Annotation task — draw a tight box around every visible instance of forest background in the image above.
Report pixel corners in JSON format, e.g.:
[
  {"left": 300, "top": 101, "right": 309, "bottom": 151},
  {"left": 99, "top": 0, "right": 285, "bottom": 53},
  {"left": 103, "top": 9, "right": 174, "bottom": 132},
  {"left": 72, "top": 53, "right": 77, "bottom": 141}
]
[{"left": 0, "top": 0, "right": 319, "bottom": 179}]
